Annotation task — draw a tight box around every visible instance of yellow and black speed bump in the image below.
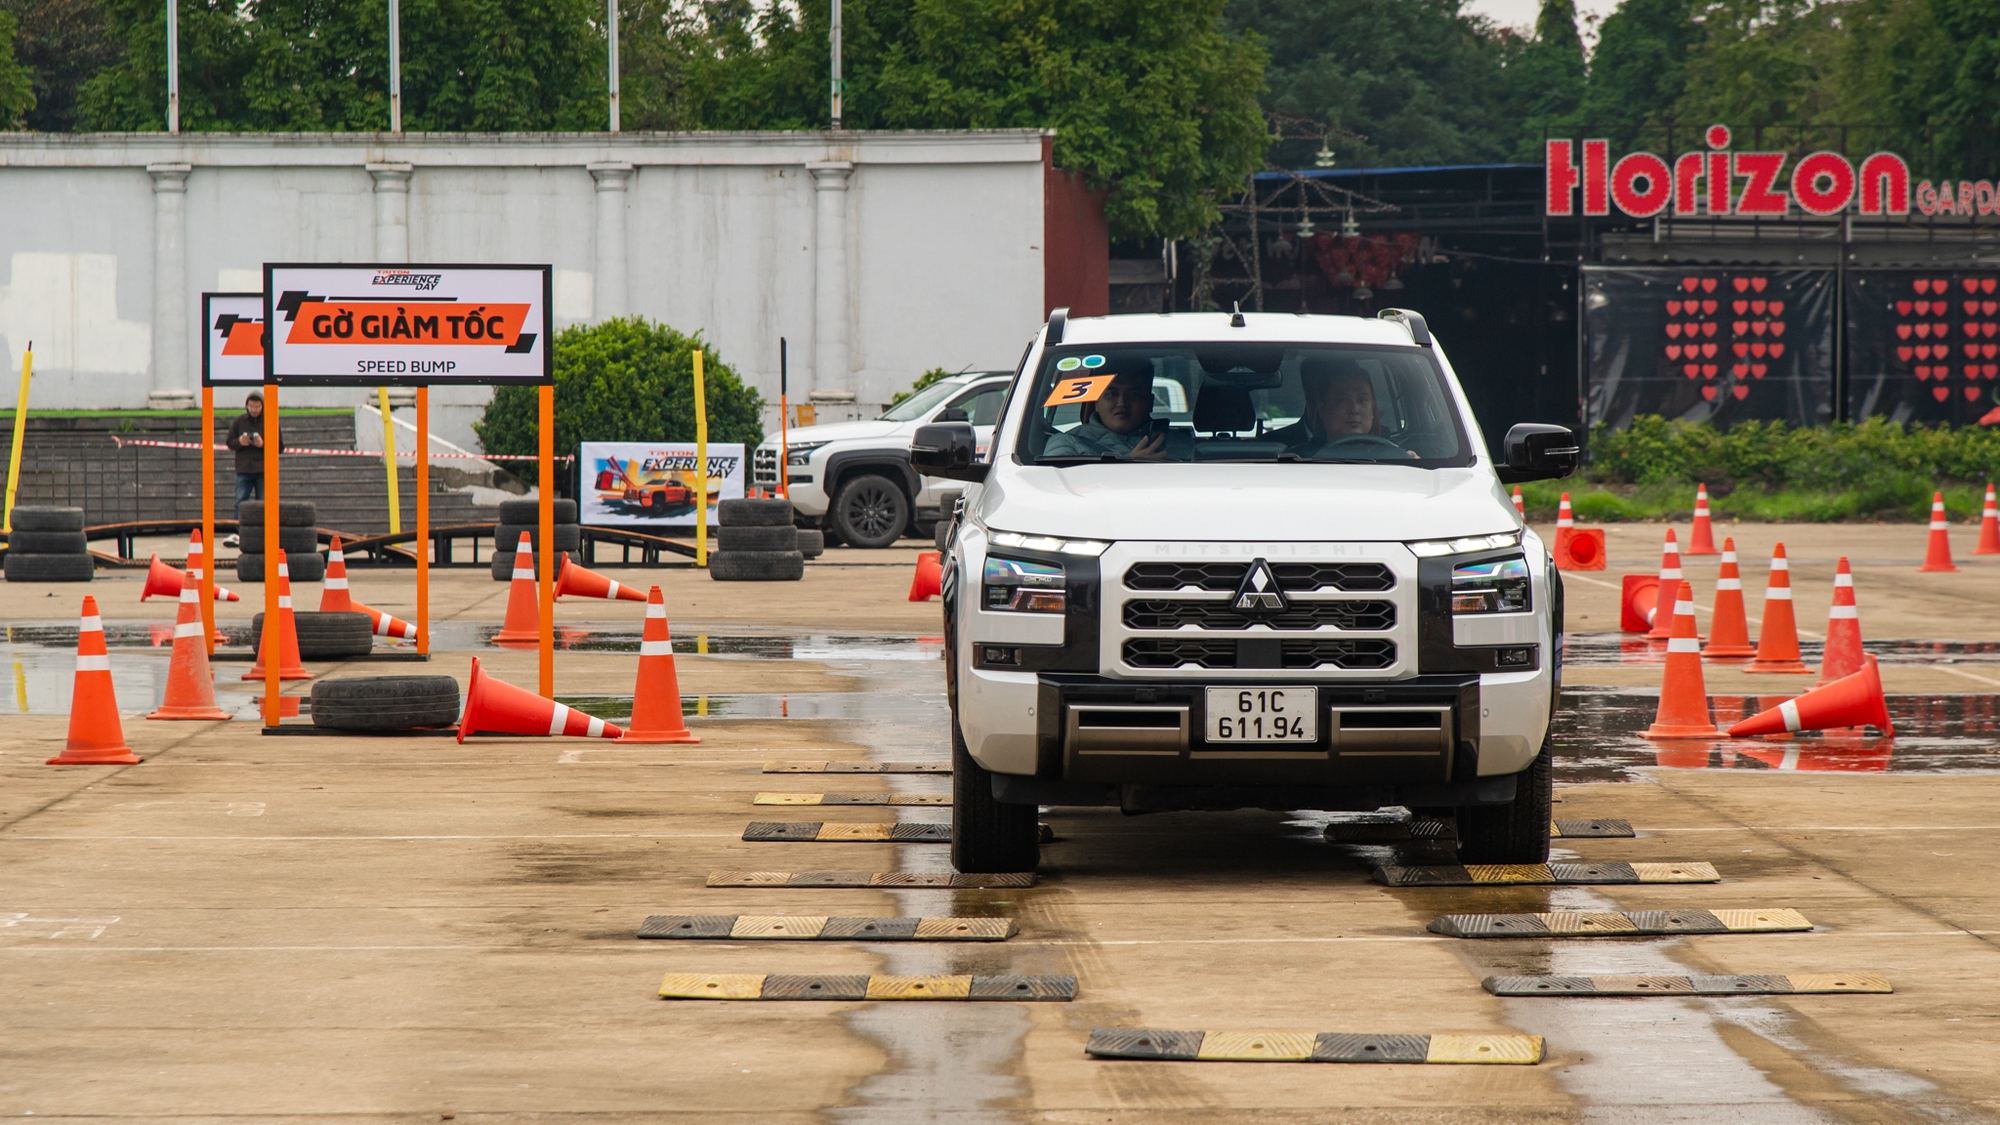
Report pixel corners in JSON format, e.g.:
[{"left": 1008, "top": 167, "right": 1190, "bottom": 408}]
[
  {"left": 638, "top": 915, "right": 1015, "bottom": 941},
  {"left": 706, "top": 870, "right": 1036, "bottom": 888},
  {"left": 1326, "top": 818, "right": 1635, "bottom": 842},
  {"left": 763, "top": 761, "right": 950, "bottom": 774},
  {"left": 1428, "top": 908, "right": 1812, "bottom": 938},
  {"left": 742, "top": 821, "right": 1054, "bottom": 843},
  {"left": 659, "top": 973, "right": 1075, "bottom": 1001},
  {"left": 1085, "top": 1029, "right": 1542, "bottom": 1064},
  {"left": 1483, "top": 973, "right": 1889, "bottom": 996},
  {"left": 1375, "top": 862, "right": 1718, "bottom": 887},
  {"left": 1551, "top": 819, "right": 1636, "bottom": 838},
  {"left": 754, "top": 792, "right": 953, "bottom": 807}
]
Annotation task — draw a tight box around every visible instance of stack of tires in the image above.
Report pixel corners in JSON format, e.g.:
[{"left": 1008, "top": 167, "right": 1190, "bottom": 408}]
[
  {"left": 490, "top": 498, "right": 581, "bottom": 580},
  {"left": 796, "top": 527, "right": 825, "bottom": 560},
  {"left": 711, "top": 498, "right": 804, "bottom": 581},
  {"left": 3, "top": 506, "right": 94, "bottom": 582},
  {"left": 310, "top": 675, "right": 461, "bottom": 731},
  {"left": 237, "top": 500, "right": 324, "bottom": 583},
  {"left": 250, "top": 610, "right": 375, "bottom": 660}
]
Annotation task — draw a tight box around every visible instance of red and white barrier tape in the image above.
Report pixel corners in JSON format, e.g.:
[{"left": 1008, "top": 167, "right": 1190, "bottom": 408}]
[{"left": 107, "top": 436, "right": 571, "bottom": 462}]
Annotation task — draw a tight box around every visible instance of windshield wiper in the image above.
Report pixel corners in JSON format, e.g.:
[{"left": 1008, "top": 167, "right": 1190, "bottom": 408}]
[{"left": 1035, "top": 455, "right": 1124, "bottom": 465}]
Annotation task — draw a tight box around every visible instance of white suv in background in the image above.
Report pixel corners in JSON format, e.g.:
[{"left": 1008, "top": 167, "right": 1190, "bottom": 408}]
[{"left": 753, "top": 371, "right": 1012, "bottom": 548}]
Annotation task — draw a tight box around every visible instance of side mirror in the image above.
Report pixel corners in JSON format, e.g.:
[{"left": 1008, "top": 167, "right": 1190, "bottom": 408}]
[
  {"left": 910, "top": 421, "right": 989, "bottom": 483},
  {"left": 1497, "top": 423, "right": 1579, "bottom": 483}
]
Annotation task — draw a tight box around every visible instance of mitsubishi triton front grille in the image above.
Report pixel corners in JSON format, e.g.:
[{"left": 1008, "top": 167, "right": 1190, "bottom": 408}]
[
  {"left": 1122, "top": 638, "right": 1398, "bottom": 671},
  {"left": 1123, "top": 561, "right": 1394, "bottom": 593},
  {"left": 1122, "top": 599, "right": 1397, "bottom": 632},
  {"left": 752, "top": 447, "right": 780, "bottom": 489}
]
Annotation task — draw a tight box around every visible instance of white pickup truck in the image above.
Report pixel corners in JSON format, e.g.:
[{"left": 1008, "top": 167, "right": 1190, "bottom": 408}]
[{"left": 911, "top": 307, "right": 1579, "bottom": 872}]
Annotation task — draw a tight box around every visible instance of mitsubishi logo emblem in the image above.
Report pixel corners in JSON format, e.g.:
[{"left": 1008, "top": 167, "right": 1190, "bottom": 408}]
[{"left": 1232, "top": 559, "right": 1287, "bottom": 615}]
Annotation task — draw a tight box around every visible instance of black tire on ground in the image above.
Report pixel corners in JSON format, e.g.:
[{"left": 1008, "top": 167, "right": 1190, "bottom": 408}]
[
  {"left": 7, "top": 506, "right": 85, "bottom": 533},
  {"left": 707, "top": 550, "right": 805, "bottom": 581},
  {"left": 716, "top": 497, "right": 798, "bottom": 527},
  {"left": 796, "top": 528, "right": 825, "bottom": 558},
  {"left": 6, "top": 530, "right": 89, "bottom": 554},
  {"left": 3, "top": 552, "right": 95, "bottom": 582},
  {"left": 310, "top": 675, "right": 462, "bottom": 730},
  {"left": 950, "top": 713, "right": 1040, "bottom": 873},
  {"left": 490, "top": 552, "right": 541, "bottom": 581},
  {"left": 235, "top": 524, "right": 320, "bottom": 553},
  {"left": 933, "top": 519, "right": 953, "bottom": 552},
  {"left": 239, "top": 500, "right": 318, "bottom": 527},
  {"left": 498, "top": 498, "right": 578, "bottom": 525},
  {"left": 1454, "top": 734, "right": 1554, "bottom": 865},
  {"left": 234, "top": 551, "right": 326, "bottom": 584},
  {"left": 251, "top": 610, "right": 375, "bottom": 660},
  {"left": 720, "top": 525, "right": 800, "bottom": 552},
  {"left": 493, "top": 523, "right": 582, "bottom": 553},
  {"left": 828, "top": 474, "right": 910, "bottom": 549}
]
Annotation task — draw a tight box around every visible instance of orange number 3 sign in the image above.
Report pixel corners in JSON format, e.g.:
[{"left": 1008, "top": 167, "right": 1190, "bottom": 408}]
[{"left": 1042, "top": 374, "right": 1116, "bottom": 408}]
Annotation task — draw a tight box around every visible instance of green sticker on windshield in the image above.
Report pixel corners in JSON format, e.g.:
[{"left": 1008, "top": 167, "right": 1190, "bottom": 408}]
[
  {"left": 1082, "top": 355, "right": 1106, "bottom": 369},
  {"left": 1056, "top": 357, "right": 1081, "bottom": 371}
]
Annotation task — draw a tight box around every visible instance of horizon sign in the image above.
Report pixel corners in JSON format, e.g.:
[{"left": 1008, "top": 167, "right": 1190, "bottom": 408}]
[{"left": 1546, "top": 124, "right": 1997, "bottom": 220}]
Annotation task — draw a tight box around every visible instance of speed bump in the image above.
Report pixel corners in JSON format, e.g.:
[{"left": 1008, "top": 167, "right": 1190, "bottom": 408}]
[
  {"left": 1326, "top": 818, "right": 1635, "bottom": 842},
  {"left": 1429, "top": 908, "right": 1812, "bottom": 938},
  {"left": 1085, "top": 1029, "right": 1542, "bottom": 1064},
  {"left": 1375, "top": 862, "right": 1719, "bottom": 887},
  {"left": 742, "top": 821, "right": 1054, "bottom": 843},
  {"left": 659, "top": 973, "right": 1076, "bottom": 1001},
  {"left": 1483, "top": 973, "right": 1890, "bottom": 996},
  {"left": 763, "top": 761, "right": 950, "bottom": 774},
  {"left": 706, "top": 870, "right": 1036, "bottom": 888},
  {"left": 754, "top": 792, "right": 953, "bottom": 807},
  {"left": 1551, "top": 819, "right": 1636, "bottom": 838},
  {"left": 638, "top": 915, "right": 1014, "bottom": 941}
]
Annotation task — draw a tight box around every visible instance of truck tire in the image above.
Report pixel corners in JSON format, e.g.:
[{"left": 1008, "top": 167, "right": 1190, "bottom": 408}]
[
  {"left": 251, "top": 610, "right": 375, "bottom": 659},
  {"left": 719, "top": 525, "right": 798, "bottom": 552},
  {"left": 235, "top": 524, "right": 320, "bottom": 553},
  {"left": 1455, "top": 734, "right": 1553, "bottom": 865},
  {"left": 717, "top": 497, "right": 796, "bottom": 527},
  {"left": 311, "top": 675, "right": 461, "bottom": 730},
  {"left": 236, "top": 551, "right": 325, "bottom": 584},
  {"left": 4, "top": 552, "right": 95, "bottom": 582},
  {"left": 498, "top": 498, "right": 578, "bottom": 525},
  {"left": 708, "top": 550, "right": 804, "bottom": 581},
  {"left": 795, "top": 528, "right": 824, "bottom": 558},
  {"left": 933, "top": 519, "right": 953, "bottom": 552},
  {"left": 8, "top": 506, "right": 86, "bottom": 532},
  {"left": 950, "top": 716, "right": 1040, "bottom": 873},
  {"left": 239, "top": 500, "right": 317, "bottom": 527},
  {"left": 493, "top": 523, "right": 581, "bottom": 553},
  {"left": 829, "top": 474, "right": 909, "bottom": 549},
  {"left": 6, "top": 530, "right": 89, "bottom": 554}
]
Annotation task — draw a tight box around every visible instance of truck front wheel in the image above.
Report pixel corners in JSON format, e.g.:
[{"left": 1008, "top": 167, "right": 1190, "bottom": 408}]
[
  {"left": 1454, "top": 734, "right": 1553, "bottom": 865},
  {"left": 950, "top": 718, "right": 1040, "bottom": 874},
  {"left": 829, "top": 474, "right": 909, "bottom": 549}
]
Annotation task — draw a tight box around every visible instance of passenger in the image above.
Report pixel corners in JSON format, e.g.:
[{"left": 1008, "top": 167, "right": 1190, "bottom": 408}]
[{"left": 1042, "top": 364, "right": 1174, "bottom": 461}]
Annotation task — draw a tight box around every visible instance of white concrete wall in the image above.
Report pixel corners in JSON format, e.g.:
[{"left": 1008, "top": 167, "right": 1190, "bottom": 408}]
[{"left": 0, "top": 131, "right": 1048, "bottom": 450}]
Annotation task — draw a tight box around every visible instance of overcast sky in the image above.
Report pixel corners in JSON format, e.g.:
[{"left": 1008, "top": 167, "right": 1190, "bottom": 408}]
[{"left": 1463, "top": 0, "right": 1625, "bottom": 49}]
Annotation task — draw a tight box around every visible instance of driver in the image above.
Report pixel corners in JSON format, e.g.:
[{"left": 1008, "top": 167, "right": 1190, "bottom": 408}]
[
  {"left": 1042, "top": 361, "right": 1176, "bottom": 460},
  {"left": 1268, "top": 357, "right": 1413, "bottom": 458}
]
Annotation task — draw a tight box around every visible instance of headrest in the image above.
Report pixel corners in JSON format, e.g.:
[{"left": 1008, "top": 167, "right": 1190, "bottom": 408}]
[{"left": 1192, "top": 385, "right": 1254, "bottom": 433}]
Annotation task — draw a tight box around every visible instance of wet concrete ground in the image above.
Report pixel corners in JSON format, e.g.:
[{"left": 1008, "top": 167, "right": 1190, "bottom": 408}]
[{"left": 5, "top": 544, "right": 2000, "bottom": 1122}]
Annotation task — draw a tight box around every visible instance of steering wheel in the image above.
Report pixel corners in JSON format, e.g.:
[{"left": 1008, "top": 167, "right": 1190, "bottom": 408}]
[{"left": 1316, "top": 434, "right": 1412, "bottom": 459}]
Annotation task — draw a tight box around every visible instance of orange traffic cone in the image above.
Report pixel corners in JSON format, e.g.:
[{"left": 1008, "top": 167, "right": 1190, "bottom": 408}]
[
  {"left": 350, "top": 598, "right": 418, "bottom": 640},
  {"left": 1686, "top": 483, "right": 1719, "bottom": 555},
  {"left": 319, "top": 536, "right": 353, "bottom": 611},
  {"left": 1553, "top": 492, "right": 1574, "bottom": 563},
  {"left": 555, "top": 552, "right": 646, "bottom": 602},
  {"left": 617, "top": 586, "right": 699, "bottom": 743},
  {"left": 243, "top": 559, "right": 312, "bottom": 681},
  {"left": 1511, "top": 486, "right": 1524, "bottom": 518},
  {"left": 1818, "top": 556, "right": 1866, "bottom": 686},
  {"left": 142, "top": 551, "right": 240, "bottom": 602},
  {"left": 183, "top": 529, "right": 240, "bottom": 602},
  {"left": 47, "top": 596, "right": 141, "bottom": 765},
  {"left": 1620, "top": 574, "right": 1661, "bottom": 633},
  {"left": 1702, "top": 537, "right": 1756, "bottom": 658},
  {"left": 456, "top": 656, "right": 624, "bottom": 742},
  {"left": 1977, "top": 483, "right": 2000, "bottom": 555},
  {"left": 1645, "top": 530, "right": 1689, "bottom": 641},
  {"left": 1919, "top": 491, "right": 1959, "bottom": 572},
  {"left": 1745, "top": 543, "right": 1813, "bottom": 674},
  {"left": 493, "top": 533, "right": 542, "bottom": 646},
  {"left": 1730, "top": 656, "right": 1892, "bottom": 738},
  {"left": 1643, "top": 581, "right": 1719, "bottom": 739},
  {"left": 908, "top": 551, "right": 943, "bottom": 602},
  {"left": 148, "top": 564, "right": 230, "bottom": 721}
]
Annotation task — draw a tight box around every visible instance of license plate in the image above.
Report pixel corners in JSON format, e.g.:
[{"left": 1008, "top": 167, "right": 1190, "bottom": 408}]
[{"left": 1205, "top": 686, "right": 1318, "bottom": 743}]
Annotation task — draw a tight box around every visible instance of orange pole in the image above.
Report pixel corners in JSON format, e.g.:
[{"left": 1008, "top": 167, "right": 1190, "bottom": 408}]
[
  {"left": 199, "top": 385, "right": 215, "bottom": 653},
  {"left": 262, "top": 383, "right": 280, "bottom": 726},
  {"left": 415, "top": 386, "right": 430, "bottom": 656},
  {"left": 537, "top": 384, "right": 554, "bottom": 698}
]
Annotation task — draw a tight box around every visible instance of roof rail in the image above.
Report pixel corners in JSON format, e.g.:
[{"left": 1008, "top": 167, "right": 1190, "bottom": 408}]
[
  {"left": 1379, "top": 308, "right": 1431, "bottom": 347},
  {"left": 1046, "top": 307, "right": 1069, "bottom": 346}
]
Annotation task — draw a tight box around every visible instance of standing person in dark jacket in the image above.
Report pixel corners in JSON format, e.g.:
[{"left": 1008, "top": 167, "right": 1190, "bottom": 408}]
[{"left": 224, "top": 392, "right": 281, "bottom": 542}]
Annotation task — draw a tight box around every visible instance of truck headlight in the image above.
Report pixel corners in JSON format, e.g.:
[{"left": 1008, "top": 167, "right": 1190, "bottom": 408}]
[
  {"left": 784, "top": 441, "right": 828, "bottom": 466},
  {"left": 1407, "top": 531, "right": 1521, "bottom": 558},
  {"left": 1451, "top": 556, "right": 1531, "bottom": 614},
  {"left": 983, "top": 556, "right": 1066, "bottom": 613}
]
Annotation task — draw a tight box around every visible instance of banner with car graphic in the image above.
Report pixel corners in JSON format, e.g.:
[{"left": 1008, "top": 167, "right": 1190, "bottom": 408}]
[{"left": 580, "top": 441, "right": 745, "bottom": 529}]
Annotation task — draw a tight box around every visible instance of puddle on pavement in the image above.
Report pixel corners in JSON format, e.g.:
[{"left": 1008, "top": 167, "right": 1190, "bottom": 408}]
[
  {"left": 1566, "top": 631, "right": 2000, "bottom": 668},
  {"left": 423, "top": 620, "right": 943, "bottom": 662}
]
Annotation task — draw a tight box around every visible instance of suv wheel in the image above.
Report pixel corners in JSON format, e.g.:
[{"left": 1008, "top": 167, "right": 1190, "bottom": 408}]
[
  {"left": 1454, "top": 733, "right": 1553, "bottom": 865},
  {"left": 829, "top": 474, "right": 909, "bottom": 549},
  {"left": 950, "top": 713, "right": 1040, "bottom": 873}
]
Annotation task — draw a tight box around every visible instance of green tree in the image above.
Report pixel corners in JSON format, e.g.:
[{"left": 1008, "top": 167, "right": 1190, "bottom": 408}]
[
  {"left": 1566, "top": 0, "right": 1700, "bottom": 150},
  {"left": 0, "top": 0, "right": 119, "bottom": 131},
  {"left": 1504, "top": 0, "right": 1586, "bottom": 158},
  {"left": 1669, "top": 0, "right": 1846, "bottom": 138},
  {"left": 474, "top": 317, "right": 764, "bottom": 495},
  {"left": 0, "top": 11, "right": 34, "bottom": 127},
  {"left": 77, "top": 0, "right": 255, "bottom": 131}
]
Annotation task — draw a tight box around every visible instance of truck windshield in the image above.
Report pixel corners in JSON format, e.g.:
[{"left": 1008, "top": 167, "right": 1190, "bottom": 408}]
[
  {"left": 879, "top": 380, "right": 964, "bottom": 422},
  {"left": 1018, "top": 342, "right": 1472, "bottom": 467}
]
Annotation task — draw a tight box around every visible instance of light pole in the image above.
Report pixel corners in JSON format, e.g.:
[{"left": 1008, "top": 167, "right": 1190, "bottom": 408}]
[
  {"left": 829, "top": 0, "right": 842, "bottom": 129},
  {"left": 388, "top": 0, "right": 402, "bottom": 132},
  {"left": 608, "top": 0, "right": 620, "bottom": 133},
  {"left": 165, "top": 0, "right": 179, "bottom": 133}
]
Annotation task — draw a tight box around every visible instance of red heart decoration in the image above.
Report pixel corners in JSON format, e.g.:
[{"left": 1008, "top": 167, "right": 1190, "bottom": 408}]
[
  {"left": 1733, "top": 320, "right": 1750, "bottom": 336},
  {"left": 1751, "top": 363, "right": 1768, "bottom": 378},
  {"left": 1934, "top": 386, "right": 1951, "bottom": 402},
  {"left": 1666, "top": 323, "right": 1683, "bottom": 339},
  {"left": 1898, "top": 346, "right": 1914, "bottom": 361},
  {"left": 1967, "top": 279, "right": 1981, "bottom": 293},
  {"left": 1732, "top": 278, "right": 1749, "bottom": 293},
  {"left": 1984, "top": 344, "right": 1998, "bottom": 359},
  {"left": 1984, "top": 279, "right": 1998, "bottom": 294},
  {"left": 1700, "top": 342, "right": 1717, "bottom": 358},
  {"left": 1750, "top": 321, "right": 1767, "bottom": 337},
  {"left": 1703, "top": 278, "right": 1719, "bottom": 293},
  {"left": 1984, "top": 302, "right": 1998, "bottom": 316},
  {"left": 1752, "top": 342, "right": 1769, "bottom": 358},
  {"left": 1750, "top": 300, "right": 1766, "bottom": 315},
  {"left": 1732, "top": 300, "right": 1748, "bottom": 315},
  {"left": 1933, "top": 279, "right": 1950, "bottom": 292},
  {"left": 1701, "top": 300, "right": 1718, "bottom": 316},
  {"left": 1666, "top": 344, "right": 1683, "bottom": 359},
  {"left": 1897, "top": 324, "right": 1913, "bottom": 339},
  {"left": 1986, "top": 323, "right": 1999, "bottom": 338},
  {"left": 1967, "top": 301, "right": 1981, "bottom": 316},
  {"left": 1917, "top": 324, "right": 1933, "bottom": 338},
  {"left": 1702, "top": 385, "right": 1719, "bottom": 401},
  {"left": 1969, "top": 323, "right": 1984, "bottom": 337},
  {"left": 1970, "top": 365, "right": 1983, "bottom": 377},
  {"left": 1684, "top": 364, "right": 1700, "bottom": 378},
  {"left": 1770, "top": 321, "right": 1786, "bottom": 337},
  {"left": 1667, "top": 300, "right": 1683, "bottom": 315},
  {"left": 1686, "top": 322, "right": 1702, "bottom": 336},
  {"left": 1916, "top": 279, "right": 1933, "bottom": 294},
  {"left": 1732, "top": 363, "right": 1749, "bottom": 377},
  {"left": 1750, "top": 278, "right": 1767, "bottom": 292},
  {"left": 1897, "top": 301, "right": 1914, "bottom": 315},
  {"left": 1770, "top": 343, "right": 1785, "bottom": 357},
  {"left": 1682, "top": 277, "right": 1700, "bottom": 292},
  {"left": 1916, "top": 366, "right": 1932, "bottom": 380},
  {"left": 1986, "top": 364, "right": 1998, "bottom": 378},
  {"left": 1937, "top": 322, "right": 1951, "bottom": 336},
  {"left": 1969, "top": 345, "right": 1982, "bottom": 359},
  {"left": 1969, "top": 387, "right": 1983, "bottom": 401},
  {"left": 1733, "top": 342, "right": 1750, "bottom": 357},
  {"left": 1769, "top": 302, "right": 1783, "bottom": 316},
  {"left": 1701, "top": 322, "right": 1718, "bottom": 338},
  {"left": 1702, "top": 364, "right": 1718, "bottom": 378},
  {"left": 1732, "top": 385, "right": 1750, "bottom": 400}
]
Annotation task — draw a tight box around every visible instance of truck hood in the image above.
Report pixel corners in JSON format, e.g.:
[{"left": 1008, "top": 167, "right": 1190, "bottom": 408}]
[
  {"left": 977, "top": 463, "right": 1520, "bottom": 543},
  {"left": 762, "top": 419, "right": 906, "bottom": 447}
]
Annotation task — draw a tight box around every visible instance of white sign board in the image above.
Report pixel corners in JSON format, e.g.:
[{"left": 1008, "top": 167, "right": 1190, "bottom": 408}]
[
  {"left": 579, "top": 442, "right": 745, "bottom": 529},
  {"left": 202, "top": 292, "right": 267, "bottom": 386},
  {"left": 262, "top": 264, "right": 552, "bottom": 385}
]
